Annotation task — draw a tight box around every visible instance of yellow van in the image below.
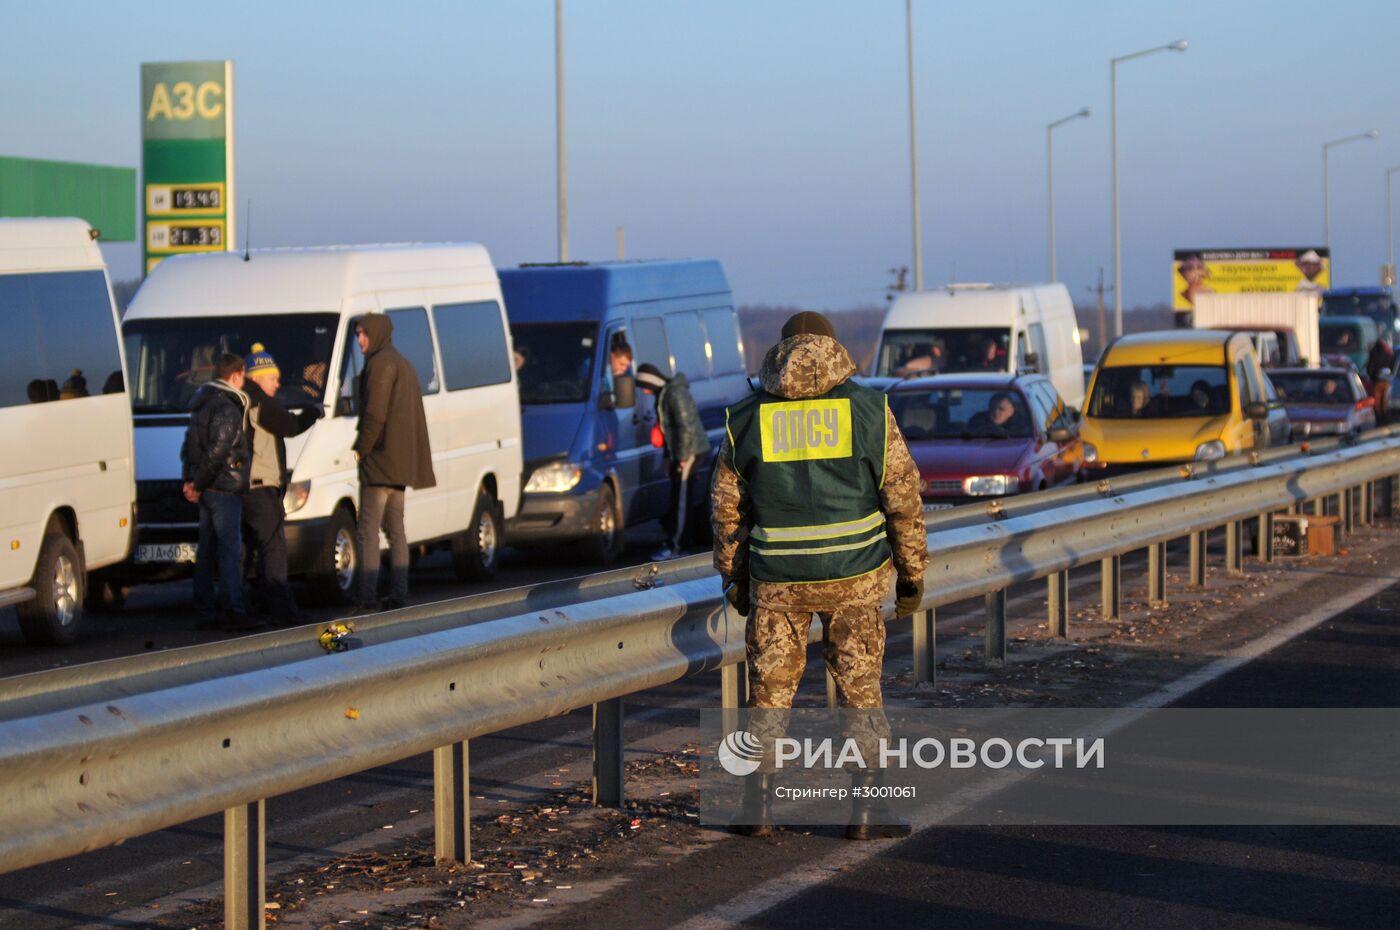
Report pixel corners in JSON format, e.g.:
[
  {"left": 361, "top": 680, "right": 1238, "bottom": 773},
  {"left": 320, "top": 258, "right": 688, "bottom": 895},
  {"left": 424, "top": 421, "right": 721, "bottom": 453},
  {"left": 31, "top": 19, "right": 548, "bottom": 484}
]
[{"left": 1080, "top": 330, "right": 1277, "bottom": 469}]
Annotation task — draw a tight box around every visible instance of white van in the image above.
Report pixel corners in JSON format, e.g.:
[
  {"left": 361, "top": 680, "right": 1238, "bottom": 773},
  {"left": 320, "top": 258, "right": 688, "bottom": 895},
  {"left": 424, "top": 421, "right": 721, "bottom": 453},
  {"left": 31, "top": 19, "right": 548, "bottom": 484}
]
[
  {"left": 119, "top": 243, "right": 522, "bottom": 605},
  {"left": 874, "top": 283, "right": 1086, "bottom": 409},
  {"left": 0, "top": 218, "right": 135, "bottom": 644}
]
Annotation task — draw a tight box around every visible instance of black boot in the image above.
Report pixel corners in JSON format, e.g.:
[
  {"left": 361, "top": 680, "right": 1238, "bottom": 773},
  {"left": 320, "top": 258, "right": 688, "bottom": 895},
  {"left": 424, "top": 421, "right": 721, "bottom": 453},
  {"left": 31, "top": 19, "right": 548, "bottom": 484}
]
[
  {"left": 846, "top": 772, "right": 911, "bottom": 840},
  {"left": 729, "top": 772, "right": 777, "bottom": 837}
]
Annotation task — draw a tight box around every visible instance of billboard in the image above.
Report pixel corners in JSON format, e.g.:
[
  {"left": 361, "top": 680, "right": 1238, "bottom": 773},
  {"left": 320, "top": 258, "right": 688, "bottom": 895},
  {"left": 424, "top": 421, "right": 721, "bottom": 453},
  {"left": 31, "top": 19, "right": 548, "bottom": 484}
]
[
  {"left": 140, "top": 61, "right": 234, "bottom": 275},
  {"left": 1172, "top": 248, "right": 1330, "bottom": 312}
]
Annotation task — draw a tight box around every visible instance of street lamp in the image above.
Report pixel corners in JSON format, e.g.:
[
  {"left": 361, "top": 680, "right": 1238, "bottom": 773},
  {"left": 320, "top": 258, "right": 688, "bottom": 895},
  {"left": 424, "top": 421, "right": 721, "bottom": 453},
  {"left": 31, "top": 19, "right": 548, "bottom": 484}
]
[
  {"left": 1387, "top": 165, "right": 1400, "bottom": 284},
  {"left": 1047, "top": 107, "right": 1091, "bottom": 282},
  {"left": 556, "top": 0, "right": 569, "bottom": 263},
  {"left": 1322, "top": 130, "right": 1378, "bottom": 274},
  {"left": 1111, "top": 40, "right": 1188, "bottom": 337},
  {"left": 905, "top": 0, "right": 923, "bottom": 291}
]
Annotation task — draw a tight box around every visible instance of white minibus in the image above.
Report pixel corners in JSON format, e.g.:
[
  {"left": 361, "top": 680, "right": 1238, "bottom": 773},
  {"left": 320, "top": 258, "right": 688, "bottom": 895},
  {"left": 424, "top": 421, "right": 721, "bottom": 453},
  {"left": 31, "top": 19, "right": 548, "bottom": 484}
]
[
  {"left": 874, "top": 283, "right": 1086, "bottom": 409},
  {"left": 0, "top": 218, "right": 135, "bottom": 644},
  {"left": 119, "top": 243, "right": 522, "bottom": 604}
]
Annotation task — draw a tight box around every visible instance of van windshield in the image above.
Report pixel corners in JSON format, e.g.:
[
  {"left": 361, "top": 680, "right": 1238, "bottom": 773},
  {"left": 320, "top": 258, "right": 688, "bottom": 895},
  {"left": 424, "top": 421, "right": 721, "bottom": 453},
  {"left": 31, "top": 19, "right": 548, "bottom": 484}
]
[
  {"left": 123, "top": 314, "right": 339, "bottom": 413},
  {"left": 1320, "top": 325, "right": 1364, "bottom": 354},
  {"left": 1089, "top": 365, "right": 1230, "bottom": 419},
  {"left": 510, "top": 323, "right": 598, "bottom": 404},
  {"left": 877, "top": 328, "right": 1010, "bottom": 378}
]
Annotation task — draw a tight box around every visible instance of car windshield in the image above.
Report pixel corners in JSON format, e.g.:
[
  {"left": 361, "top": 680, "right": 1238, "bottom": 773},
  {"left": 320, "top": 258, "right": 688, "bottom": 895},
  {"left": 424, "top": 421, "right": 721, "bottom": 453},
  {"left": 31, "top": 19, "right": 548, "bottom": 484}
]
[
  {"left": 1320, "top": 326, "right": 1363, "bottom": 354},
  {"left": 123, "top": 313, "right": 338, "bottom": 413},
  {"left": 510, "top": 322, "right": 597, "bottom": 404},
  {"left": 1088, "top": 365, "right": 1230, "bottom": 419},
  {"left": 876, "top": 328, "right": 1011, "bottom": 378},
  {"left": 1269, "top": 373, "right": 1352, "bottom": 404},
  {"left": 1323, "top": 294, "right": 1397, "bottom": 332},
  {"left": 890, "top": 387, "right": 1033, "bottom": 440}
]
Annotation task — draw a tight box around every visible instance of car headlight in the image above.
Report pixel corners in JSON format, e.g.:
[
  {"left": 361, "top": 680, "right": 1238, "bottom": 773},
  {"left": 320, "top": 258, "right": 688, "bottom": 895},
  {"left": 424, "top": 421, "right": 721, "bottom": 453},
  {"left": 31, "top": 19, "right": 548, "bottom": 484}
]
[
  {"left": 963, "top": 475, "right": 1012, "bottom": 496},
  {"left": 525, "top": 462, "right": 583, "bottom": 493},
  {"left": 283, "top": 479, "right": 311, "bottom": 514},
  {"left": 1194, "top": 440, "right": 1227, "bottom": 461},
  {"left": 1082, "top": 442, "right": 1099, "bottom": 464}
]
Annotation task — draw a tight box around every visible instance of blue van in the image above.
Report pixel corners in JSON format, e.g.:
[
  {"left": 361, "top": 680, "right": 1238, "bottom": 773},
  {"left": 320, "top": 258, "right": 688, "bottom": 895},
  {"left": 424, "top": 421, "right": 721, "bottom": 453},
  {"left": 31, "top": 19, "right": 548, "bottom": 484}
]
[{"left": 500, "top": 260, "right": 750, "bottom": 562}]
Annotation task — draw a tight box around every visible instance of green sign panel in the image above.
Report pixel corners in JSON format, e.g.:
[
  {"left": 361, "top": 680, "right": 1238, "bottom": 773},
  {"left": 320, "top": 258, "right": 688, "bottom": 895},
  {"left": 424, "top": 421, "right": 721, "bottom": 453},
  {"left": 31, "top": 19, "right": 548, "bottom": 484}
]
[
  {"left": 0, "top": 157, "right": 136, "bottom": 240},
  {"left": 140, "top": 60, "right": 234, "bottom": 274}
]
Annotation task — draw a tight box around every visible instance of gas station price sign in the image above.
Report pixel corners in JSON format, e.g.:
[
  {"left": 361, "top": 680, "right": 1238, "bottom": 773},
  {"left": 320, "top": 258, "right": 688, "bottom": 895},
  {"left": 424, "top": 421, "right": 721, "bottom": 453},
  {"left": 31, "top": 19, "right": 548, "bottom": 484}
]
[{"left": 141, "top": 61, "right": 234, "bottom": 274}]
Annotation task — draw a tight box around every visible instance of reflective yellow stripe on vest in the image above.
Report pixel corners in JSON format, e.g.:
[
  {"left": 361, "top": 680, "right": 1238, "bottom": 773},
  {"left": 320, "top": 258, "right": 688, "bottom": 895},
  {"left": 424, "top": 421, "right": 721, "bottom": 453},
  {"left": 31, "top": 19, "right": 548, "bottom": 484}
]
[
  {"left": 751, "top": 510, "right": 885, "bottom": 543},
  {"left": 751, "top": 528, "right": 888, "bottom": 557}
]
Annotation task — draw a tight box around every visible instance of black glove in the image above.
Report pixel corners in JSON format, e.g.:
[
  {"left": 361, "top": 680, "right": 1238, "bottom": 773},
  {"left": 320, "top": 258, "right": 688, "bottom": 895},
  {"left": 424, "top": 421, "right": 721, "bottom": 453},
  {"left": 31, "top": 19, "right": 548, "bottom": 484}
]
[
  {"left": 895, "top": 578, "right": 924, "bottom": 617},
  {"left": 725, "top": 577, "right": 751, "bottom": 616}
]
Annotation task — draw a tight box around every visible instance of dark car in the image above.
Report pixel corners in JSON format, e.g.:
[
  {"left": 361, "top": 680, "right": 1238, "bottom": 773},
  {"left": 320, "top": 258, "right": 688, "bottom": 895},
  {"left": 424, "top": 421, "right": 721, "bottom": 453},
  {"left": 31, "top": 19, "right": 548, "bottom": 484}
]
[
  {"left": 1265, "top": 366, "right": 1376, "bottom": 439},
  {"left": 887, "top": 373, "right": 1087, "bottom": 510}
]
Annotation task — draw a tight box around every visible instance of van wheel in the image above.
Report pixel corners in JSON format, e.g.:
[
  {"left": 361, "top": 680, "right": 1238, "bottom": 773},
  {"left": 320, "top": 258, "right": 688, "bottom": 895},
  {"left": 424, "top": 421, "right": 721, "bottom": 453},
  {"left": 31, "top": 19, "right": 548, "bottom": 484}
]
[
  {"left": 18, "top": 532, "right": 84, "bottom": 646},
  {"left": 581, "top": 483, "right": 623, "bottom": 565},
  {"left": 307, "top": 506, "right": 358, "bottom": 606},
  {"left": 453, "top": 490, "right": 502, "bottom": 582}
]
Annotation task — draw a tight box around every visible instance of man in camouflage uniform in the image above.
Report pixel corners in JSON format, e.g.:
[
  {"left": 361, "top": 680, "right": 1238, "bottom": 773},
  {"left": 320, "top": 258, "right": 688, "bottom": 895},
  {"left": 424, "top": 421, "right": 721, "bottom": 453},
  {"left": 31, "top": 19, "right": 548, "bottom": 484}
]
[{"left": 712, "top": 311, "right": 928, "bottom": 839}]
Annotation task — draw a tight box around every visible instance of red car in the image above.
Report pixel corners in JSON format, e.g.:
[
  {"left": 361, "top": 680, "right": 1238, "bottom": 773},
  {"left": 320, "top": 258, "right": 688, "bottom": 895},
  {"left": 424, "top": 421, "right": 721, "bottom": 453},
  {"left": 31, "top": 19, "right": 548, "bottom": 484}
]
[{"left": 886, "top": 373, "right": 1089, "bottom": 510}]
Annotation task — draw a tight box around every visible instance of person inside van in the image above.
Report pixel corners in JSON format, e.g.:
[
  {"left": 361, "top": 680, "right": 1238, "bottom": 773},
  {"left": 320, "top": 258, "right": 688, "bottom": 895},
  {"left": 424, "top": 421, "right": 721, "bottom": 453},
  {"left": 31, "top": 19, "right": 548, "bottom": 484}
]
[
  {"left": 894, "top": 342, "right": 943, "bottom": 378},
  {"left": 181, "top": 352, "right": 255, "bottom": 631},
  {"left": 241, "top": 343, "right": 323, "bottom": 625},
  {"left": 351, "top": 315, "right": 436, "bottom": 613},
  {"left": 1129, "top": 381, "right": 1154, "bottom": 416},
  {"left": 1188, "top": 379, "right": 1212, "bottom": 412},
  {"left": 610, "top": 338, "right": 634, "bottom": 379},
  {"left": 636, "top": 362, "right": 709, "bottom": 561},
  {"left": 978, "top": 337, "right": 1005, "bottom": 372}
]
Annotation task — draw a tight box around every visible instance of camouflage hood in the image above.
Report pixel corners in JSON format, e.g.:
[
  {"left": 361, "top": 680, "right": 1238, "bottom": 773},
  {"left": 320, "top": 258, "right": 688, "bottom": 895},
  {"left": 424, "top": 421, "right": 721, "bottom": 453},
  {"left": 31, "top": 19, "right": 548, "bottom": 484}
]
[{"left": 759, "top": 334, "right": 857, "bottom": 400}]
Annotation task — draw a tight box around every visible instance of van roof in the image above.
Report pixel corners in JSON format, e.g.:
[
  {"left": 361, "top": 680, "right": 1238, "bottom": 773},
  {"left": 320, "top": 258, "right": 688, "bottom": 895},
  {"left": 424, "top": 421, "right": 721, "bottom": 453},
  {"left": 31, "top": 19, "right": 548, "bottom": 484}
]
[
  {"left": 1102, "top": 329, "right": 1235, "bottom": 366},
  {"left": 499, "top": 260, "right": 729, "bottom": 323},
  {"left": 124, "top": 242, "right": 496, "bottom": 320},
  {"left": 881, "top": 283, "right": 1070, "bottom": 330},
  {"left": 0, "top": 218, "right": 105, "bottom": 274}
]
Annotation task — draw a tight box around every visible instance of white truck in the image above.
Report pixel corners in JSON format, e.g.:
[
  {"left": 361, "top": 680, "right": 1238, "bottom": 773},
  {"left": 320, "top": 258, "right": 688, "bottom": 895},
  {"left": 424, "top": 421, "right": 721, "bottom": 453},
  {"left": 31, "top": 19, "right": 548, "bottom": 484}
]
[{"left": 1189, "top": 292, "right": 1320, "bottom": 368}]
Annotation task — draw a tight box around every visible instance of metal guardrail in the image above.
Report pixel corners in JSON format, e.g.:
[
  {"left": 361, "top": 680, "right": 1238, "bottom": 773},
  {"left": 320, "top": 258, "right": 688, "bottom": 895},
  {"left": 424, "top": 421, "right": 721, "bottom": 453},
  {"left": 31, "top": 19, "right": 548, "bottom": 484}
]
[{"left": 3, "top": 433, "right": 1400, "bottom": 929}]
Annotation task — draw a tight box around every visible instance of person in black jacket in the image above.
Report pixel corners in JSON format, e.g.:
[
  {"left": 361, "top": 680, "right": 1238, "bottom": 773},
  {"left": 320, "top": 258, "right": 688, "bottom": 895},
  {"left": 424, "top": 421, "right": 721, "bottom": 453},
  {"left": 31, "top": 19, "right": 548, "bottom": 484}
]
[
  {"left": 352, "top": 315, "right": 436, "bottom": 612},
  {"left": 241, "top": 344, "right": 323, "bottom": 624},
  {"left": 181, "top": 352, "right": 254, "bottom": 629}
]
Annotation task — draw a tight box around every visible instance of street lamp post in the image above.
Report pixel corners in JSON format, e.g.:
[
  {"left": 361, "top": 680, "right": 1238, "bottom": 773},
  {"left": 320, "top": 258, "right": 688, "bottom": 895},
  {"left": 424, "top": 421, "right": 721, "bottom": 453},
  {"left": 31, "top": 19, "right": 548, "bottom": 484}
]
[
  {"left": 1322, "top": 130, "right": 1378, "bottom": 275},
  {"left": 1388, "top": 165, "right": 1400, "bottom": 283},
  {"left": 555, "top": 0, "right": 569, "bottom": 263},
  {"left": 1110, "top": 40, "right": 1188, "bottom": 337},
  {"left": 1047, "top": 107, "right": 1091, "bottom": 282},
  {"left": 905, "top": 0, "right": 923, "bottom": 291}
]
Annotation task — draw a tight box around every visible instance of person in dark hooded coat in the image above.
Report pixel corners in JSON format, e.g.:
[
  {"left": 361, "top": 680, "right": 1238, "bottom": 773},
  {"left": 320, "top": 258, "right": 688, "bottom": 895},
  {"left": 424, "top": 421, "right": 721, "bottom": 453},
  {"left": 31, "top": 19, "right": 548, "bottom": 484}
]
[{"left": 352, "top": 314, "right": 435, "bottom": 611}]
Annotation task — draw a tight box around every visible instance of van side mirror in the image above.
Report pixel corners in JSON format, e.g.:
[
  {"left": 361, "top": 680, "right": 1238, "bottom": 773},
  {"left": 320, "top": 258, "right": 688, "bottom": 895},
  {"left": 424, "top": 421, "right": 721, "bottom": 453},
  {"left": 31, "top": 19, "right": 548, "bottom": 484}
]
[
  {"left": 1023, "top": 352, "right": 1041, "bottom": 372},
  {"left": 1066, "top": 406, "right": 1081, "bottom": 423},
  {"left": 611, "top": 373, "right": 636, "bottom": 409},
  {"left": 1246, "top": 400, "right": 1269, "bottom": 421},
  {"left": 1047, "top": 426, "right": 1072, "bottom": 443}
]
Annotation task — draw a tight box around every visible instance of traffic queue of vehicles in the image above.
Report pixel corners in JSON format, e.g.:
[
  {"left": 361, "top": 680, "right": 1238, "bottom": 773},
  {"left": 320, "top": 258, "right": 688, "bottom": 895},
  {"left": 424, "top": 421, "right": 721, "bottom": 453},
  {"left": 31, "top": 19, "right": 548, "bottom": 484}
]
[{"left": 2, "top": 216, "right": 1393, "bottom": 646}]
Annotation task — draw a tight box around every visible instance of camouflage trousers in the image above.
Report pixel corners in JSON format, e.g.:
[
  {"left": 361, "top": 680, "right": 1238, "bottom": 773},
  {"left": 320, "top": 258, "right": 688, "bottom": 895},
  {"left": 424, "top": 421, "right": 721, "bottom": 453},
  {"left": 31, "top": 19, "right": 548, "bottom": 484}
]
[{"left": 746, "top": 606, "right": 891, "bottom": 771}]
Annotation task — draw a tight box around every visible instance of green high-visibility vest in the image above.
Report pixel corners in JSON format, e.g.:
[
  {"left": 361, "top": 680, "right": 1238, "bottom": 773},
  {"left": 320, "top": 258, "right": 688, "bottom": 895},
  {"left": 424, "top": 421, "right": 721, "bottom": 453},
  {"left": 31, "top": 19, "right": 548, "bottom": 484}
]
[{"left": 726, "top": 380, "right": 892, "bottom": 584}]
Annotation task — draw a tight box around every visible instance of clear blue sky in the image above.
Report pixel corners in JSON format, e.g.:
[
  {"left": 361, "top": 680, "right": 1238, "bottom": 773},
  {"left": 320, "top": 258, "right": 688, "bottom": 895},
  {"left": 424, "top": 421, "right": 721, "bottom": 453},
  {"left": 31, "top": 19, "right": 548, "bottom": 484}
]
[{"left": 5, "top": 0, "right": 1398, "bottom": 309}]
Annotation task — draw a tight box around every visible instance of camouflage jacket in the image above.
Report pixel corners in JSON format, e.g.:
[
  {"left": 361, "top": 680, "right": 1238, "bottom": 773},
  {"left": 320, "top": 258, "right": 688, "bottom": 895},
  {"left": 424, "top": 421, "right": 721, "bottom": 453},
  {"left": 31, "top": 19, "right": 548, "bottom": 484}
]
[{"left": 710, "top": 333, "right": 928, "bottom": 611}]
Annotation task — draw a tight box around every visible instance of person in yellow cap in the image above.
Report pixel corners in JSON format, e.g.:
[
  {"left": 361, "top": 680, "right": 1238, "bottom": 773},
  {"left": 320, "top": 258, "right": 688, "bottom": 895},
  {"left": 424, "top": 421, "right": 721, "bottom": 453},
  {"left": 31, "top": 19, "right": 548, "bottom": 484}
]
[{"left": 242, "top": 343, "right": 323, "bottom": 625}]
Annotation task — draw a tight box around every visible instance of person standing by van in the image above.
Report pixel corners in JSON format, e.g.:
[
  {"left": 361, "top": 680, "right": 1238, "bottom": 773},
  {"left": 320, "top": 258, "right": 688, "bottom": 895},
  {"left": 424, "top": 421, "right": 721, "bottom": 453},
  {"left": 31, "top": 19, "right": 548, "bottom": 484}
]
[
  {"left": 636, "top": 362, "right": 710, "bottom": 561},
  {"left": 241, "top": 343, "right": 323, "bottom": 624},
  {"left": 181, "top": 353, "right": 255, "bottom": 630},
  {"left": 352, "top": 315, "right": 436, "bottom": 612}
]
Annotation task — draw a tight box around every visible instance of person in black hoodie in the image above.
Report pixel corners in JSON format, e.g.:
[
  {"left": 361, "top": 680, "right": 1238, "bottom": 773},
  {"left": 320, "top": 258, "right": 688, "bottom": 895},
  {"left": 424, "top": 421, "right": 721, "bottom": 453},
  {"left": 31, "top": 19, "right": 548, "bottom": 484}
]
[
  {"left": 181, "top": 352, "right": 254, "bottom": 629},
  {"left": 241, "top": 343, "right": 323, "bottom": 624},
  {"left": 352, "top": 315, "right": 435, "bottom": 611}
]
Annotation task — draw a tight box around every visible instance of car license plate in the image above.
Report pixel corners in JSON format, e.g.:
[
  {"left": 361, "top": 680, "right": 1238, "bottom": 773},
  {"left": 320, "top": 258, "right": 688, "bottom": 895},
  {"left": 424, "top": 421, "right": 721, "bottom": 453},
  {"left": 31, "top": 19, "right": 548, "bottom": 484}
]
[
  {"left": 135, "top": 542, "right": 198, "bottom": 563},
  {"left": 922, "top": 502, "right": 954, "bottom": 513}
]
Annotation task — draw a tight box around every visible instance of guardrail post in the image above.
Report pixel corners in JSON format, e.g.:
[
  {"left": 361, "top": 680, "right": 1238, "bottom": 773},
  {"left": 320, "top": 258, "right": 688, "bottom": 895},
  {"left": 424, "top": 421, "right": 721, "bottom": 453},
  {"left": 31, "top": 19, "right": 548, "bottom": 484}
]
[
  {"left": 721, "top": 660, "right": 747, "bottom": 709},
  {"left": 593, "top": 699, "right": 624, "bottom": 808},
  {"left": 1101, "top": 556, "right": 1121, "bottom": 620},
  {"left": 1343, "top": 487, "right": 1356, "bottom": 536},
  {"left": 1147, "top": 542, "right": 1167, "bottom": 606},
  {"left": 1257, "top": 512, "right": 1275, "bottom": 564},
  {"left": 912, "top": 608, "right": 937, "bottom": 684},
  {"left": 225, "top": 800, "right": 265, "bottom": 930},
  {"left": 985, "top": 589, "right": 1007, "bottom": 667},
  {"left": 1048, "top": 572, "right": 1069, "bottom": 638},
  {"left": 1362, "top": 481, "right": 1374, "bottom": 527},
  {"left": 1388, "top": 476, "right": 1400, "bottom": 517},
  {"left": 1188, "top": 531, "right": 1207, "bottom": 588},
  {"left": 1226, "top": 521, "right": 1244, "bottom": 575},
  {"left": 433, "top": 740, "right": 470, "bottom": 864}
]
